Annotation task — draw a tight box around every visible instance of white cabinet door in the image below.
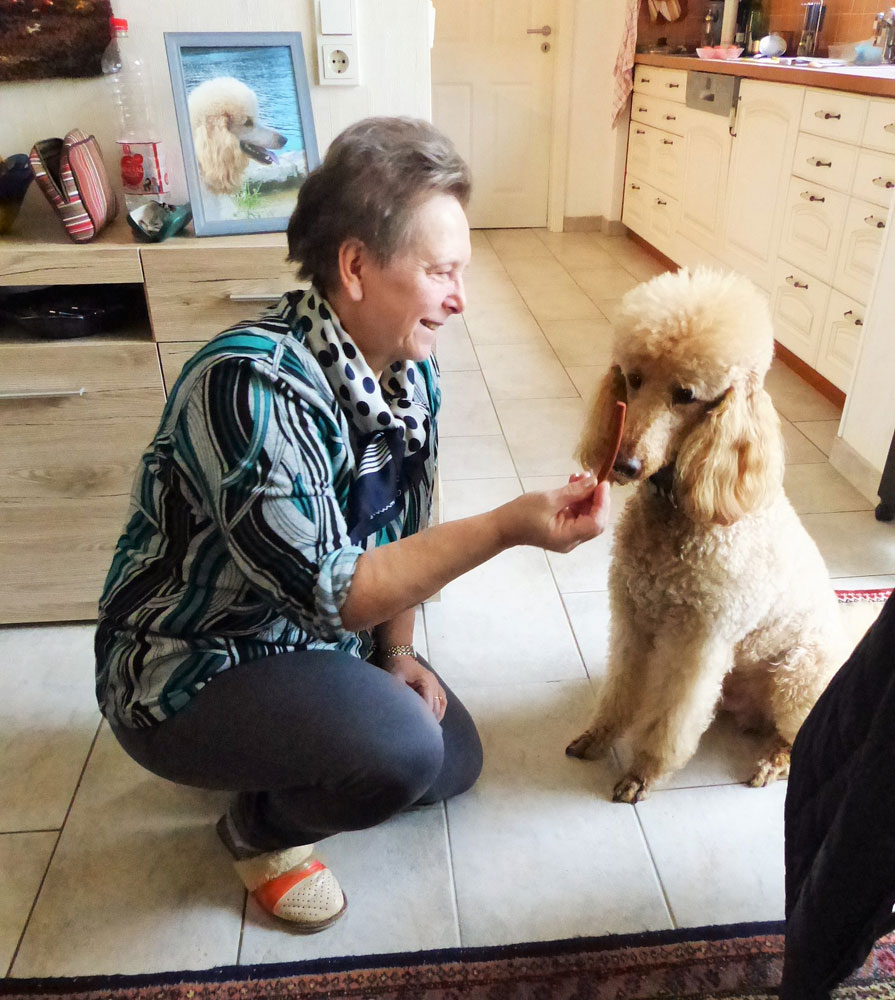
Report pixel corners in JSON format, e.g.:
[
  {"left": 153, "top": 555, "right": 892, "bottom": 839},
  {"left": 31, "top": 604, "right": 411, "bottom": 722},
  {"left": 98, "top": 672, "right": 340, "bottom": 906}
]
[
  {"left": 648, "top": 191, "right": 680, "bottom": 259},
  {"left": 777, "top": 176, "right": 849, "bottom": 284},
  {"left": 653, "top": 131, "right": 685, "bottom": 201},
  {"left": 770, "top": 259, "right": 831, "bottom": 366},
  {"left": 622, "top": 176, "right": 652, "bottom": 239},
  {"left": 816, "top": 289, "right": 866, "bottom": 391},
  {"left": 724, "top": 80, "right": 805, "bottom": 291},
  {"left": 833, "top": 196, "right": 888, "bottom": 304},
  {"left": 678, "top": 108, "right": 732, "bottom": 257}
]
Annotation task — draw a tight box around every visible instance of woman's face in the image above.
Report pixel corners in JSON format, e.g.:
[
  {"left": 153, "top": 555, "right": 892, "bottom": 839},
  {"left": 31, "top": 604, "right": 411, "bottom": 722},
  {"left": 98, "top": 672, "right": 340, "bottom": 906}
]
[{"left": 343, "top": 192, "right": 471, "bottom": 373}]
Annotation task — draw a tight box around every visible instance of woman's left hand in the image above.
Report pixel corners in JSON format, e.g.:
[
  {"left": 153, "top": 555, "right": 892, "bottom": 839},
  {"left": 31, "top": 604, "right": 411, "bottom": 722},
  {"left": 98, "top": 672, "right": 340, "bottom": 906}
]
[{"left": 385, "top": 655, "right": 447, "bottom": 721}]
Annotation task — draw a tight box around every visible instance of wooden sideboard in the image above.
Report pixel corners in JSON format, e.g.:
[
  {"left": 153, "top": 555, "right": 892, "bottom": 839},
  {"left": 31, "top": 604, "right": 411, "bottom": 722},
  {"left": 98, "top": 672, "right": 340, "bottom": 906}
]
[{"left": 0, "top": 203, "right": 298, "bottom": 624}]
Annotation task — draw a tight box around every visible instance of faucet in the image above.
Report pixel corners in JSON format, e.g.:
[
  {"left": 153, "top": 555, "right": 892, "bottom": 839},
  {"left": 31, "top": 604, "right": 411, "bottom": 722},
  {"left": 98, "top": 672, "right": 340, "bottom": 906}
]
[{"left": 873, "top": 9, "right": 895, "bottom": 62}]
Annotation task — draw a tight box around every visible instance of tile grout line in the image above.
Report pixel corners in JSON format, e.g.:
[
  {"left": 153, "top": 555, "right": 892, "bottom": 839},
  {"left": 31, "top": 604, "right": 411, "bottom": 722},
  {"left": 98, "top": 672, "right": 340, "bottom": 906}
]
[
  {"left": 631, "top": 801, "right": 679, "bottom": 931},
  {"left": 441, "top": 803, "right": 464, "bottom": 948},
  {"left": 5, "top": 716, "right": 104, "bottom": 978}
]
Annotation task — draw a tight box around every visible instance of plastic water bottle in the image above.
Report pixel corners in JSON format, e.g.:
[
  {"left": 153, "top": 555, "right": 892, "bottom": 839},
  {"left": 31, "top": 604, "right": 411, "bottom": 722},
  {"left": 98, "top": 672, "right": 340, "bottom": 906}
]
[{"left": 101, "top": 17, "right": 169, "bottom": 213}]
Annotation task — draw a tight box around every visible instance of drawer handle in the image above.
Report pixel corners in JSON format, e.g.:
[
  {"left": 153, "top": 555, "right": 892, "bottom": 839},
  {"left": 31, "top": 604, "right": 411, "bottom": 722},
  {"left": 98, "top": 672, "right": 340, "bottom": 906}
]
[
  {"left": 864, "top": 215, "right": 886, "bottom": 228},
  {"left": 637, "top": 106, "right": 648, "bottom": 112},
  {"left": 809, "top": 158, "right": 832, "bottom": 167},
  {"left": 884, "top": 123, "right": 895, "bottom": 133},
  {"left": 662, "top": 138, "right": 675, "bottom": 144},
  {"left": 0, "top": 387, "right": 86, "bottom": 401},
  {"left": 872, "top": 176, "right": 895, "bottom": 189},
  {"left": 656, "top": 198, "right": 668, "bottom": 206},
  {"left": 228, "top": 293, "right": 284, "bottom": 302},
  {"left": 666, "top": 82, "right": 681, "bottom": 88},
  {"left": 785, "top": 275, "right": 809, "bottom": 289},
  {"left": 843, "top": 310, "right": 863, "bottom": 327},
  {"left": 630, "top": 183, "right": 641, "bottom": 190},
  {"left": 635, "top": 129, "right": 646, "bottom": 134},
  {"left": 641, "top": 77, "right": 651, "bottom": 83},
  {"left": 815, "top": 111, "right": 842, "bottom": 120},
  {"left": 800, "top": 191, "right": 826, "bottom": 202},
  {"left": 663, "top": 114, "right": 677, "bottom": 121}
]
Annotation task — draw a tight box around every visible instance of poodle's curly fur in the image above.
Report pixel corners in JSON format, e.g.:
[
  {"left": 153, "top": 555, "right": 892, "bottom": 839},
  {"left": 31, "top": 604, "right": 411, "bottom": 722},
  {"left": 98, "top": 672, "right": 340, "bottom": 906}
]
[
  {"left": 567, "top": 268, "right": 846, "bottom": 803},
  {"left": 188, "top": 76, "right": 286, "bottom": 196}
]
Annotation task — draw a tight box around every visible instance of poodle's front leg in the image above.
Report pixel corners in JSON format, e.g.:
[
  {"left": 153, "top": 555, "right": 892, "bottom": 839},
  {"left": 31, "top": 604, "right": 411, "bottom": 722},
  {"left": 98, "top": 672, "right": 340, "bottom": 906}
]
[{"left": 614, "top": 630, "right": 733, "bottom": 803}]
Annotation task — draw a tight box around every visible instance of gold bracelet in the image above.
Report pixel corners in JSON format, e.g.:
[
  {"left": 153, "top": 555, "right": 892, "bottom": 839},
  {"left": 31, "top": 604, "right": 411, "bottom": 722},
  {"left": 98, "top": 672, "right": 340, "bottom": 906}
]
[{"left": 380, "top": 644, "right": 417, "bottom": 660}]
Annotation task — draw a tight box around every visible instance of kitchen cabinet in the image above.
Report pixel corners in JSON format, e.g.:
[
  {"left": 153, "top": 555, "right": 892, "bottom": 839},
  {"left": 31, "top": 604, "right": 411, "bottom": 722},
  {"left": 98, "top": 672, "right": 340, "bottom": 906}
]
[
  {"left": 677, "top": 105, "right": 732, "bottom": 260},
  {"left": 769, "top": 259, "right": 830, "bottom": 366},
  {"left": 723, "top": 79, "right": 805, "bottom": 291},
  {"left": 816, "top": 289, "right": 866, "bottom": 391}
]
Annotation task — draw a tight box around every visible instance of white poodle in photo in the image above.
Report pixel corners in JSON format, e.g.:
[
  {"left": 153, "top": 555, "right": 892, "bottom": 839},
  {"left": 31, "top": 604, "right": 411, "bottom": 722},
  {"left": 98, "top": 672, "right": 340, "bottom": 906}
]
[
  {"left": 566, "top": 268, "right": 846, "bottom": 803},
  {"left": 188, "top": 76, "right": 286, "bottom": 209}
]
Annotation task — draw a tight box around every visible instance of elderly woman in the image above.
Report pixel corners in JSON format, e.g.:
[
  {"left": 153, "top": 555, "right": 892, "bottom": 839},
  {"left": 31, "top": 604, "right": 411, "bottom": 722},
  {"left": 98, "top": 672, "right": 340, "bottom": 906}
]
[{"left": 95, "top": 117, "right": 610, "bottom": 932}]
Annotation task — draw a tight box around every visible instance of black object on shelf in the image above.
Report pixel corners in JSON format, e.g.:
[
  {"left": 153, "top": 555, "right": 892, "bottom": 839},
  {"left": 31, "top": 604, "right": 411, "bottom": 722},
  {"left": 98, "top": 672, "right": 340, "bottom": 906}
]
[{"left": 0, "top": 284, "right": 144, "bottom": 339}]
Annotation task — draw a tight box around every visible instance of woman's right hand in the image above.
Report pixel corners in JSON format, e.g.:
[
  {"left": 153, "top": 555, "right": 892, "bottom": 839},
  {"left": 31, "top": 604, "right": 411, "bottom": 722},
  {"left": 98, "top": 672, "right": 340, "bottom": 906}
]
[{"left": 495, "top": 475, "right": 611, "bottom": 553}]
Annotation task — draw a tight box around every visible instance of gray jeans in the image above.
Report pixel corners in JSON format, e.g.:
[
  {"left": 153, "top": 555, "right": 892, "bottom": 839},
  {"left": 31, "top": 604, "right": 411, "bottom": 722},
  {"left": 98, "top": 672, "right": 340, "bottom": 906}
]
[{"left": 111, "top": 649, "right": 482, "bottom": 855}]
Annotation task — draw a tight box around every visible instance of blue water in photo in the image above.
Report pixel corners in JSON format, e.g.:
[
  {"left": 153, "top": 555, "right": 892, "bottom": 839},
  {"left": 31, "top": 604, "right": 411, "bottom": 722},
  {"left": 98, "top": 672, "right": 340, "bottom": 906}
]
[{"left": 181, "top": 45, "right": 306, "bottom": 155}]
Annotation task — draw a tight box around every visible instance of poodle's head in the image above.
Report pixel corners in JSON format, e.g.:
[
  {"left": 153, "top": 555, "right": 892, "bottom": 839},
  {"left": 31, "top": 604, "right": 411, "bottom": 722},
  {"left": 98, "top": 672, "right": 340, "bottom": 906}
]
[
  {"left": 188, "top": 76, "right": 287, "bottom": 196},
  {"left": 577, "top": 268, "right": 784, "bottom": 526}
]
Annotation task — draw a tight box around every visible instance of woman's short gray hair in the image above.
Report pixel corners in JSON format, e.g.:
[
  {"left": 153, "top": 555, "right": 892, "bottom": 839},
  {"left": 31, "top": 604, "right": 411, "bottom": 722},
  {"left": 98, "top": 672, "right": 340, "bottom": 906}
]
[{"left": 287, "top": 116, "right": 471, "bottom": 294}]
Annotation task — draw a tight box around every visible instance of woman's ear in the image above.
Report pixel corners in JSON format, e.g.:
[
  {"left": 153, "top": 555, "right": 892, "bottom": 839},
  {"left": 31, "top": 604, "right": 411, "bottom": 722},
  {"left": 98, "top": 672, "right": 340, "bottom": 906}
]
[
  {"left": 336, "top": 239, "right": 367, "bottom": 303},
  {"left": 576, "top": 365, "right": 627, "bottom": 476},
  {"left": 676, "top": 383, "right": 784, "bottom": 525}
]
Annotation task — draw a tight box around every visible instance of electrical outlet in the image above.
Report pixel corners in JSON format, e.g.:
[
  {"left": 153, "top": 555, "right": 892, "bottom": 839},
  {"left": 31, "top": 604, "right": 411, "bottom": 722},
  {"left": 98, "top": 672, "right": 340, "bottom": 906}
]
[{"left": 319, "top": 41, "right": 359, "bottom": 85}]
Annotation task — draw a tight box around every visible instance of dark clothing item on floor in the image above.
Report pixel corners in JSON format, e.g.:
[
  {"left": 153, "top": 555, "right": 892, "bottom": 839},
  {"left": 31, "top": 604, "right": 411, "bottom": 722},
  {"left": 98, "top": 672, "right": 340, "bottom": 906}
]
[
  {"left": 112, "top": 649, "right": 482, "bottom": 855},
  {"left": 781, "top": 590, "right": 895, "bottom": 1000}
]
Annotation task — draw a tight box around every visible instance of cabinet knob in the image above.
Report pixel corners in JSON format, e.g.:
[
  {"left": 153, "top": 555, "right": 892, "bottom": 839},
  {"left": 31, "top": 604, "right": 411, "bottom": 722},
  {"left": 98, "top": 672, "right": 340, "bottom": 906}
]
[
  {"left": 667, "top": 82, "right": 681, "bottom": 88},
  {"left": 864, "top": 215, "right": 886, "bottom": 228},
  {"left": 843, "top": 310, "right": 863, "bottom": 326},
  {"left": 809, "top": 158, "right": 832, "bottom": 168},
  {"left": 638, "top": 106, "right": 648, "bottom": 112},
  {"left": 800, "top": 191, "right": 825, "bottom": 202},
  {"left": 656, "top": 198, "right": 668, "bottom": 206},
  {"left": 630, "top": 183, "right": 641, "bottom": 190},
  {"left": 662, "top": 138, "right": 675, "bottom": 144},
  {"left": 884, "top": 122, "right": 895, "bottom": 133},
  {"left": 664, "top": 114, "right": 677, "bottom": 121},
  {"left": 872, "top": 176, "right": 895, "bottom": 189},
  {"left": 814, "top": 111, "right": 842, "bottom": 120},
  {"left": 635, "top": 129, "right": 646, "bottom": 134},
  {"left": 785, "top": 275, "right": 809, "bottom": 289}
]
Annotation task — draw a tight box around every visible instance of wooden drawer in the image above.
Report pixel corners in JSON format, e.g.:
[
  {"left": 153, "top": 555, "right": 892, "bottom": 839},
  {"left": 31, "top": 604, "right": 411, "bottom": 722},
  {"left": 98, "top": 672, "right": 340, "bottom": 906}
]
[
  {"left": 630, "top": 94, "right": 686, "bottom": 137},
  {"left": 852, "top": 149, "right": 895, "bottom": 208},
  {"left": 646, "top": 189, "right": 680, "bottom": 261},
  {"left": 622, "top": 175, "right": 652, "bottom": 238},
  {"left": 633, "top": 65, "right": 687, "bottom": 103},
  {"left": 792, "top": 133, "right": 857, "bottom": 195},
  {"left": 861, "top": 98, "right": 895, "bottom": 154},
  {"left": 159, "top": 341, "right": 205, "bottom": 394},
  {"left": 778, "top": 175, "right": 848, "bottom": 285},
  {"left": 800, "top": 88, "right": 868, "bottom": 145},
  {"left": 832, "top": 197, "right": 887, "bottom": 305},
  {"left": 770, "top": 259, "right": 830, "bottom": 367},
  {"left": 626, "top": 123, "right": 683, "bottom": 200},
  {"left": 142, "top": 244, "right": 299, "bottom": 342},
  {"left": 816, "top": 289, "right": 865, "bottom": 392}
]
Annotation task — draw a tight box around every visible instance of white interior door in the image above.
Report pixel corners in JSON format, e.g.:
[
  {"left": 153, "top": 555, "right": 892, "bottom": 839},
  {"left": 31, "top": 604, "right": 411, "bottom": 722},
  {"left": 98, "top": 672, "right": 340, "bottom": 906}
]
[{"left": 431, "top": 0, "right": 557, "bottom": 229}]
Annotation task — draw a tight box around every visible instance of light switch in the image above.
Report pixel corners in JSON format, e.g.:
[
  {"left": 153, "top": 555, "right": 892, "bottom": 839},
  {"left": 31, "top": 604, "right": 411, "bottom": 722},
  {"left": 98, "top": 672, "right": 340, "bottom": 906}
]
[{"left": 320, "top": 0, "right": 353, "bottom": 35}]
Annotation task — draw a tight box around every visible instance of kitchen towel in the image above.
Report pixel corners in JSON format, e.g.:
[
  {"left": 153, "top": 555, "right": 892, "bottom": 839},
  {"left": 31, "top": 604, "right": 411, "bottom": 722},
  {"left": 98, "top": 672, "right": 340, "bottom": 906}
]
[{"left": 612, "top": 0, "right": 641, "bottom": 126}]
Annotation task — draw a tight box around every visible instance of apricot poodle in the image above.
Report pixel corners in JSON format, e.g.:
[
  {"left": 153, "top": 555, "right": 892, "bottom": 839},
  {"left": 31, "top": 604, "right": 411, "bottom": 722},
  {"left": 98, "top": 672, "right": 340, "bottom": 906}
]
[
  {"left": 566, "top": 268, "right": 846, "bottom": 803},
  {"left": 188, "top": 76, "right": 286, "bottom": 197}
]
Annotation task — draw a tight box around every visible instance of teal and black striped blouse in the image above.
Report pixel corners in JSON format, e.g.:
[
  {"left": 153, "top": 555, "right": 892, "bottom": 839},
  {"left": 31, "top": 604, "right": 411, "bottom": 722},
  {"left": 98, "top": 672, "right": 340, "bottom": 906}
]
[{"left": 95, "top": 290, "right": 440, "bottom": 728}]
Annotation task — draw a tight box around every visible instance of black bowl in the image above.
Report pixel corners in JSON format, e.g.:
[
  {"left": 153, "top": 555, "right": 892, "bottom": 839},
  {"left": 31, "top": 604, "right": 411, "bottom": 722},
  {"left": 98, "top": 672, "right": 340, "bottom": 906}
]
[{"left": 0, "top": 284, "right": 143, "bottom": 339}]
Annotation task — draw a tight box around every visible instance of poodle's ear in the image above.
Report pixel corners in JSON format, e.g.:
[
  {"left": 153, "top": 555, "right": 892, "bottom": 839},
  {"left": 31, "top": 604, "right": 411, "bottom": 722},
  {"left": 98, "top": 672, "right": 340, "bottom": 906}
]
[
  {"left": 576, "top": 365, "right": 627, "bottom": 475},
  {"left": 676, "top": 383, "right": 784, "bottom": 525},
  {"left": 192, "top": 116, "right": 244, "bottom": 196}
]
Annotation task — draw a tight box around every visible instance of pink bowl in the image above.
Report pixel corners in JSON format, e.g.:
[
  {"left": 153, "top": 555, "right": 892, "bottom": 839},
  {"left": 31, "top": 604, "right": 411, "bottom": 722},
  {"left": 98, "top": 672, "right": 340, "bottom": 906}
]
[{"left": 696, "top": 45, "right": 744, "bottom": 59}]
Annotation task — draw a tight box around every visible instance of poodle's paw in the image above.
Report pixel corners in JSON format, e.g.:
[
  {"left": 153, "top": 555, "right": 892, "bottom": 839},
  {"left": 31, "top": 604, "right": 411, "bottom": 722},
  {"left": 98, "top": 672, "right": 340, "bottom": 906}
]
[
  {"left": 748, "top": 744, "right": 792, "bottom": 787},
  {"left": 565, "top": 727, "right": 611, "bottom": 760},
  {"left": 613, "top": 774, "right": 651, "bottom": 803}
]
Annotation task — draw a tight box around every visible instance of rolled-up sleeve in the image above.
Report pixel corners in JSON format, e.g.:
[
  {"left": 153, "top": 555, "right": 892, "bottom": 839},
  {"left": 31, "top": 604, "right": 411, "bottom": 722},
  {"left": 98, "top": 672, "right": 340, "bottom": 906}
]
[{"left": 176, "top": 358, "right": 363, "bottom": 642}]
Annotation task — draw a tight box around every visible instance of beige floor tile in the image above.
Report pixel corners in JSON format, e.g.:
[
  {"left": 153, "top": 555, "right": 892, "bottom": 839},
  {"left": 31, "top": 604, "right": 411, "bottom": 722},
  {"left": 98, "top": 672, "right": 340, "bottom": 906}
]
[
  {"left": 469, "top": 230, "right": 505, "bottom": 272},
  {"left": 239, "top": 808, "right": 459, "bottom": 962},
  {"left": 765, "top": 362, "right": 843, "bottom": 422},
  {"left": 565, "top": 365, "right": 606, "bottom": 400},
  {"left": 438, "top": 371, "right": 501, "bottom": 437},
  {"left": 0, "top": 624, "right": 101, "bottom": 832},
  {"left": 485, "top": 228, "right": 555, "bottom": 259},
  {"left": 447, "top": 681, "right": 671, "bottom": 946},
  {"left": 436, "top": 314, "right": 479, "bottom": 372},
  {"left": 539, "top": 318, "right": 614, "bottom": 368},
  {"left": 0, "top": 831, "right": 56, "bottom": 972},
  {"left": 501, "top": 256, "right": 578, "bottom": 288},
  {"left": 544, "top": 240, "right": 619, "bottom": 271},
  {"left": 598, "top": 298, "right": 625, "bottom": 325},
  {"left": 438, "top": 435, "right": 517, "bottom": 481},
  {"left": 562, "top": 591, "right": 612, "bottom": 680},
  {"left": 571, "top": 266, "right": 642, "bottom": 303},
  {"left": 464, "top": 269, "right": 525, "bottom": 307},
  {"left": 802, "top": 511, "right": 895, "bottom": 576},
  {"left": 476, "top": 343, "right": 577, "bottom": 400},
  {"left": 784, "top": 463, "right": 874, "bottom": 514},
  {"left": 496, "top": 397, "right": 588, "bottom": 476},
  {"left": 533, "top": 230, "right": 605, "bottom": 253},
  {"left": 518, "top": 284, "right": 604, "bottom": 324},
  {"left": 795, "top": 419, "right": 840, "bottom": 456},
  {"left": 463, "top": 301, "right": 547, "bottom": 347},
  {"left": 781, "top": 418, "right": 828, "bottom": 465},
  {"left": 12, "top": 726, "right": 241, "bottom": 977}
]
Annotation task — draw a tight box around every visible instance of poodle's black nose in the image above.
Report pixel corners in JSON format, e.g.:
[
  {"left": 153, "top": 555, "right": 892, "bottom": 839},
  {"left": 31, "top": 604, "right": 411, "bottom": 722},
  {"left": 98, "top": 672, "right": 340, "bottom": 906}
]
[{"left": 614, "top": 455, "right": 642, "bottom": 479}]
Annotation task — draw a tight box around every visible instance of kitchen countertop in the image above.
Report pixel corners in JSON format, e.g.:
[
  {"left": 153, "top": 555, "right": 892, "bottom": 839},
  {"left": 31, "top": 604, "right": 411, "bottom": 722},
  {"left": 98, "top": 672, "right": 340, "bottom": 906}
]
[{"left": 636, "top": 52, "right": 895, "bottom": 97}]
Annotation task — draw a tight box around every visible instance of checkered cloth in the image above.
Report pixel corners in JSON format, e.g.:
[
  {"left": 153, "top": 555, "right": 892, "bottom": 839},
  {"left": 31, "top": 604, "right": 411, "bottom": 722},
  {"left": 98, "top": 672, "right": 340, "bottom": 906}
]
[{"left": 611, "top": 0, "right": 640, "bottom": 127}]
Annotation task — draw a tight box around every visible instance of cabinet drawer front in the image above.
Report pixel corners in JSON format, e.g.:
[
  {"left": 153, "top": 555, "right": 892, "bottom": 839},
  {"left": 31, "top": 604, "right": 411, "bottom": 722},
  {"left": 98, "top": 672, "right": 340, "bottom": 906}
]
[
  {"left": 652, "top": 131, "right": 684, "bottom": 200},
  {"left": 631, "top": 95, "right": 685, "bottom": 136},
  {"left": 792, "top": 134, "right": 857, "bottom": 194},
  {"left": 861, "top": 98, "right": 895, "bottom": 154},
  {"left": 627, "top": 122, "right": 654, "bottom": 178},
  {"left": 778, "top": 177, "right": 848, "bottom": 285},
  {"left": 800, "top": 88, "right": 868, "bottom": 145},
  {"left": 816, "top": 289, "right": 865, "bottom": 392},
  {"left": 832, "top": 197, "right": 887, "bottom": 305},
  {"left": 0, "top": 341, "right": 162, "bottom": 397},
  {"left": 633, "top": 65, "right": 687, "bottom": 104},
  {"left": 159, "top": 342, "right": 206, "bottom": 394},
  {"left": 770, "top": 260, "right": 830, "bottom": 366},
  {"left": 852, "top": 149, "right": 895, "bottom": 208},
  {"left": 647, "top": 191, "right": 680, "bottom": 260},
  {"left": 622, "top": 176, "right": 652, "bottom": 237},
  {"left": 142, "top": 246, "right": 299, "bottom": 342}
]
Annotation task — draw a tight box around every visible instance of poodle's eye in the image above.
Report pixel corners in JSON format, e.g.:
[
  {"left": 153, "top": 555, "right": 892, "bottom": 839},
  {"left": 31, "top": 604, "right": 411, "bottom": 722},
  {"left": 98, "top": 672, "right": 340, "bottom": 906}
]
[
  {"left": 626, "top": 372, "right": 642, "bottom": 391},
  {"left": 672, "top": 385, "right": 696, "bottom": 405}
]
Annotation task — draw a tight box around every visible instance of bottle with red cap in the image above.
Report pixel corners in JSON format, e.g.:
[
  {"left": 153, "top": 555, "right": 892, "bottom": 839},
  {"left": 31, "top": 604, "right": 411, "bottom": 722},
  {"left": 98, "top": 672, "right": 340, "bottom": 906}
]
[{"left": 100, "top": 16, "right": 169, "bottom": 213}]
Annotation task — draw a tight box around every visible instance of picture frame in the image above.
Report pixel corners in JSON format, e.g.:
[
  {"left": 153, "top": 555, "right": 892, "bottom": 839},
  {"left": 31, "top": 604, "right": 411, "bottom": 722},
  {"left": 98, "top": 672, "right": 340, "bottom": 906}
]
[{"left": 165, "top": 32, "right": 319, "bottom": 237}]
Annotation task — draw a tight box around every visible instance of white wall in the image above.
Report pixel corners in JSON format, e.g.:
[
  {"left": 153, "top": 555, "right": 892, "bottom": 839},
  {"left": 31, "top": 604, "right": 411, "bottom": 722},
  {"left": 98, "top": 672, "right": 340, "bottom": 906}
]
[{"left": 0, "top": 0, "right": 431, "bottom": 206}]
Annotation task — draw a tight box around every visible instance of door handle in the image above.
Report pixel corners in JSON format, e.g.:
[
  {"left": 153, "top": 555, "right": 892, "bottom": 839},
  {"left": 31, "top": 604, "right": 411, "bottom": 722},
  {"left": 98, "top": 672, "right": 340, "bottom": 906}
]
[
  {"left": 0, "top": 387, "right": 86, "bottom": 400},
  {"left": 785, "top": 275, "right": 809, "bottom": 289},
  {"left": 527, "top": 25, "right": 552, "bottom": 35}
]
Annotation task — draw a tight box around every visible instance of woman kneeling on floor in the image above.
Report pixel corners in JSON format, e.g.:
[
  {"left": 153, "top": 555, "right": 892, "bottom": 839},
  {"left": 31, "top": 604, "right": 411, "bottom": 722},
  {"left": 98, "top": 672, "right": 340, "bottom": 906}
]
[{"left": 94, "top": 116, "right": 610, "bottom": 932}]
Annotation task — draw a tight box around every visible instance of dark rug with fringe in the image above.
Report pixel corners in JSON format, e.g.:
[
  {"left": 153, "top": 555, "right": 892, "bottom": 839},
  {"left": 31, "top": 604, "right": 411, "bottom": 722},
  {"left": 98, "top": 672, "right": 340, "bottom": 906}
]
[{"left": 2, "top": 923, "right": 895, "bottom": 1000}]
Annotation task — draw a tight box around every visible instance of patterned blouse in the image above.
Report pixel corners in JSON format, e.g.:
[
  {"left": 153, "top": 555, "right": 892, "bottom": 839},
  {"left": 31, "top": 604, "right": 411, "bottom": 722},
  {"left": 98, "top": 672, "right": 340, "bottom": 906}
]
[{"left": 95, "top": 288, "right": 440, "bottom": 728}]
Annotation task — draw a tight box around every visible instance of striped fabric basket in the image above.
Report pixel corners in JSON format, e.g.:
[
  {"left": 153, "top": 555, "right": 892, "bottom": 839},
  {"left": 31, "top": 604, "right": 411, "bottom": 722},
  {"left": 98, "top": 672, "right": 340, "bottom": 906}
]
[{"left": 29, "top": 129, "right": 118, "bottom": 242}]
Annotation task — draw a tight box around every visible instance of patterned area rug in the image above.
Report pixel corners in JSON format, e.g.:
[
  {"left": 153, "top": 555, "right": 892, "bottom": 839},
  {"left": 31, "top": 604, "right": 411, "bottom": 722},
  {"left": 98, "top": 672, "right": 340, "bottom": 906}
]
[
  {"left": 2, "top": 925, "right": 894, "bottom": 1000},
  {"left": 837, "top": 588, "right": 892, "bottom": 648}
]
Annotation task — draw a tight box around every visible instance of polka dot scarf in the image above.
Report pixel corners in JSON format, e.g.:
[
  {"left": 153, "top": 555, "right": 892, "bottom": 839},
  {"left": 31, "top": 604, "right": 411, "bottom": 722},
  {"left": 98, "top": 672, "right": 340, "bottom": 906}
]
[{"left": 291, "top": 287, "right": 432, "bottom": 544}]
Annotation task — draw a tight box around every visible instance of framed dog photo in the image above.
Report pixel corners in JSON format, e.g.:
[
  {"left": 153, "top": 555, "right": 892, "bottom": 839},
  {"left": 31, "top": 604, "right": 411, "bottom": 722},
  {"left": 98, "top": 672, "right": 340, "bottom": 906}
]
[{"left": 165, "top": 32, "right": 319, "bottom": 236}]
